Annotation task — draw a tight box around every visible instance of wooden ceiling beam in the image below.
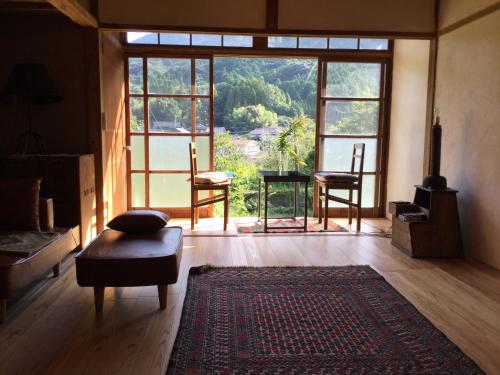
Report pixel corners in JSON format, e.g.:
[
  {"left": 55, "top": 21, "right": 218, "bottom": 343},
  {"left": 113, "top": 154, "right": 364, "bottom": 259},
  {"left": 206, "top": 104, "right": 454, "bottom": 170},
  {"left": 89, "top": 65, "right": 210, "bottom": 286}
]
[{"left": 47, "top": 0, "right": 97, "bottom": 27}]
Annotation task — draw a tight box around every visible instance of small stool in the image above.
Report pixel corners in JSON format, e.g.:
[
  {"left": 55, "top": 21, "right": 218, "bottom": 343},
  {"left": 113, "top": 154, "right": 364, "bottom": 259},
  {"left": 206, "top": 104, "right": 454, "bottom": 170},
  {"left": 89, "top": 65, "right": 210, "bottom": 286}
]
[{"left": 75, "top": 227, "right": 182, "bottom": 313}]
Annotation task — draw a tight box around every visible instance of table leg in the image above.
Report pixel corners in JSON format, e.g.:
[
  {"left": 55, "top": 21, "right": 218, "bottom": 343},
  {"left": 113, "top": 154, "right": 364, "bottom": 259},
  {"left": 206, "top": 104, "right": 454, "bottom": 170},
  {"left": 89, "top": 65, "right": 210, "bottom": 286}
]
[
  {"left": 294, "top": 181, "right": 298, "bottom": 219},
  {"left": 94, "top": 286, "right": 105, "bottom": 314},
  {"left": 304, "top": 181, "right": 308, "bottom": 231},
  {"left": 158, "top": 285, "right": 168, "bottom": 310},
  {"left": 264, "top": 182, "right": 268, "bottom": 233},
  {"left": 324, "top": 188, "right": 329, "bottom": 230},
  {"left": 257, "top": 177, "right": 261, "bottom": 222}
]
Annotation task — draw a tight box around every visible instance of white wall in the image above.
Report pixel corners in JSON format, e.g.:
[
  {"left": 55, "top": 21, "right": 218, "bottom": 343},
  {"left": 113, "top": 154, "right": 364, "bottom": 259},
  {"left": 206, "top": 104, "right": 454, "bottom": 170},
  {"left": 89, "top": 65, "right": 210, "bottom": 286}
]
[
  {"left": 435, "top": 7, "right": 500, "bottom": 269},
  {"left": 99, "top": 0, "right": 435, "bottom": 35},
  {"left": 386, "top": 40, "right": 430, "bottom": 217}
]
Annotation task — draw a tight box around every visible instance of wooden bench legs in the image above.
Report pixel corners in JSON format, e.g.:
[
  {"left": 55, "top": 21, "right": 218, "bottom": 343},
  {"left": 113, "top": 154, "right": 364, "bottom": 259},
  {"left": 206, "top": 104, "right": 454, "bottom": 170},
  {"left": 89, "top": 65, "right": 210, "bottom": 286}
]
[
  {"left": 52, "top": 262, "right": 61, "bottom": 277},
  {"left": 93, "top": 285, "right": 168, "bottom": 314},
  {"left": 0, "top": 299, "right": 6, "bottom": 324},
  {"left": 158, "top": 285, "right": 167, "bottom": 310},
  {"left": 94, "top": 287, "right": 105, "bottom": 314}
]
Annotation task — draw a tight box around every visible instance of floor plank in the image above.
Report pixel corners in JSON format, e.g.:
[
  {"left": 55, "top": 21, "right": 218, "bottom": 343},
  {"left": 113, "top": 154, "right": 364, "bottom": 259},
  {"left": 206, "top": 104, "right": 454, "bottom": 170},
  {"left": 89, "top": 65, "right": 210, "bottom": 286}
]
[{"left": 1, "top": 218, "right": 499, "bottom": 374}]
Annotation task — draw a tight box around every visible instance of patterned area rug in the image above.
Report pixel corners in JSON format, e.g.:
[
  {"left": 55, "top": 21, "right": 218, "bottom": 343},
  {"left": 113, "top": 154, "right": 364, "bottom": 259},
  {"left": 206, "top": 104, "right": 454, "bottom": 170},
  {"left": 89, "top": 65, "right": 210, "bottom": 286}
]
[
  {"left": 236, "top": 218, "right": 347, "bottom": 234},
  {"left": 167, "top": 266, "right": 484, "bottom": 374}
]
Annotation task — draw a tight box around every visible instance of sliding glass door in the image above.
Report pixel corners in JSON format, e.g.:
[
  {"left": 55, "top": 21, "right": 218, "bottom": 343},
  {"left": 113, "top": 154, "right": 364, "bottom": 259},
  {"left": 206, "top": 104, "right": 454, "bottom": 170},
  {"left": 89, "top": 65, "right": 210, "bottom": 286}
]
[
  {"left": 126, "top": 56, "right": 213, "bottom": 215},
  {"left": 317, "top": 60, "right": 388, "bottom": 216}
]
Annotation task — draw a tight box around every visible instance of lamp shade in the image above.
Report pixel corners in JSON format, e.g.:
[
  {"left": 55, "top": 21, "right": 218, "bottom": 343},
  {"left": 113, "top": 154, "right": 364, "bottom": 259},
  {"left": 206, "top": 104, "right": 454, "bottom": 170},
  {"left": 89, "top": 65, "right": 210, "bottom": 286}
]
[{"left": 0, "top": 63, "right": 63, "bottom": 105}]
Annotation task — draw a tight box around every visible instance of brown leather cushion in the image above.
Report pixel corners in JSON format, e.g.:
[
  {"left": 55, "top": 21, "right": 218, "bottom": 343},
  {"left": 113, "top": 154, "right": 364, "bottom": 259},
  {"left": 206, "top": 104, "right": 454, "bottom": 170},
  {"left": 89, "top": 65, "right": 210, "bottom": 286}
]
[
  {"left": 0, "top": 177, "right": 41, "bottom": 231},
  {"left": 107, "top": 210, "right": 170, "bottom": 233}
]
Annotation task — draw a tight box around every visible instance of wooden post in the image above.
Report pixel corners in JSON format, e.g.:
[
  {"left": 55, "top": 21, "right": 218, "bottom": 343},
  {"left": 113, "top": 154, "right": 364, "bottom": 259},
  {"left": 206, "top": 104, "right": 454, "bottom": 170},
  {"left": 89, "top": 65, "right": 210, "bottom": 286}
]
[
  {"left": 158, "top": 285, "right": 167, "bottom": 310},
  {"left": 94, "top": 287, "right": 105, "bottom": 314}
]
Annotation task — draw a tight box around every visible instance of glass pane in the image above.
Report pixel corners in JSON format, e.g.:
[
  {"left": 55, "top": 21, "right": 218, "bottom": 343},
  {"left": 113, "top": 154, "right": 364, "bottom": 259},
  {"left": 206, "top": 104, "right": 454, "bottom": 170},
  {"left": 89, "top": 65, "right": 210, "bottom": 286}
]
[
  {"left": 223, "top": 35, "right": 253, "bottom": 47},
  {"left": 148, "top": 98, "right": 192, "bottom": 133},
  {"left": 326, "top": 63, "right": 381, "bottom": 98},
  {"left": 195, "top": 59, "right": 209, "bottom": 95},
  {"left": 195, "top": 136, "right": 210, "bottom": 170},
  {"left": 159, "top": 33, "right": 190, "bottom": 45},
  {"left": 128, "top": 58, "right": 143, "bottom": 94},
  {"left": 192, "top": 34, "right": 222, "bottom": 46},
  {"left": 130, "top": 136, "right": 144, "bottom": 170},
  {"left": 322, "top": 138, "right": 377, "bottom": 172},
  {"left": 298, "top": 37, "right": 327, "bottom": 49},
  {"left": 195, "top": 98, "right": 209, "bottom": 133},
  {"left": 359, "top": 38, "right": 389, "bottom": 50},
  {"left": 268, "top": 36, "right": 297, "bottom": 48},
  {"left": 147, "top": 58, "right": 191, "bottom": 95},
  {"left": 150, "top": 174, "right": 190, "bottom": 207},
  {"left": 325, "top": 101, "right": 379, "bottom": 135},
  {"left": 328, "top": 175, "right": 375, "bottom": 208},
  {"left": 129, "top": 97, "right": 144, "bottom": 132},
  {"left": 329, "top": 38, "right": 358, "bottom": 49},
  {"left": 131, "top": 173, "right": 145, "bottom": 207},
  {"left": 127, "top": 32, "right": 157, "bottom": 44},
  {"left": 149, "top": 136, "right": 191, "bottom": 170}
]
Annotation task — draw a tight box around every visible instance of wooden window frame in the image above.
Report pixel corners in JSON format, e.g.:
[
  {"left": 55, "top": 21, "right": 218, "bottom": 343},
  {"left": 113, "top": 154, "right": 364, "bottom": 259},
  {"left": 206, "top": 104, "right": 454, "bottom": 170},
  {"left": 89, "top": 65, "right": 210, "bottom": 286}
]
[
  {"left": 315, "top": 57, "right": 391, "bottom": 218},
  {"left": 125, "top": 54, "right": 214, "bottom": 216},
  {"left": 124, "top": 40, "right": 393, "bottom": 218}
]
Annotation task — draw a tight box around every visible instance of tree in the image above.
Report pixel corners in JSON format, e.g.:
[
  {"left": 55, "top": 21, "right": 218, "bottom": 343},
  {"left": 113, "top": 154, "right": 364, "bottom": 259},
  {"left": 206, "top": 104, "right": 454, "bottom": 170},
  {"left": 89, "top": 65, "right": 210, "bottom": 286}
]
[
  {"left": 224, "top": 104, "right": 278, "bottom": 133},
  {"left": 214, "top": 133, "right": 258, "bottom": 216}
]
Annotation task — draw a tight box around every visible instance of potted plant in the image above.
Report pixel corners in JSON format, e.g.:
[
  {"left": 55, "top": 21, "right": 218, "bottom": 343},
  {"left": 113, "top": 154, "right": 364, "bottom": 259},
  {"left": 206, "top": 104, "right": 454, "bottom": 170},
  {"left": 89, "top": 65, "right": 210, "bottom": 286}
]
[{"left": 276, "top": 115, "right": 311, "bottom": 174}]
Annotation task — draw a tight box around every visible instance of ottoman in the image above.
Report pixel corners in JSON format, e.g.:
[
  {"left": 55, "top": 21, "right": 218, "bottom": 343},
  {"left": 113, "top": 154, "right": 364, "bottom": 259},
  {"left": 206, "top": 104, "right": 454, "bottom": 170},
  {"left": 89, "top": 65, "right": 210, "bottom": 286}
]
[{"left": 75, "top": 226, "right": 182, "bottom": 313}]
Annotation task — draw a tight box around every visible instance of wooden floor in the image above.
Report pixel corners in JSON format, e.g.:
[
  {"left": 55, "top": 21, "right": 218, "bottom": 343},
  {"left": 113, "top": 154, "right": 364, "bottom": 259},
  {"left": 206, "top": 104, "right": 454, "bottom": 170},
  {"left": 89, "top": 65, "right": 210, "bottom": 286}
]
[{"left": 1, "top": 218, "right": 500, "bottom": 374}]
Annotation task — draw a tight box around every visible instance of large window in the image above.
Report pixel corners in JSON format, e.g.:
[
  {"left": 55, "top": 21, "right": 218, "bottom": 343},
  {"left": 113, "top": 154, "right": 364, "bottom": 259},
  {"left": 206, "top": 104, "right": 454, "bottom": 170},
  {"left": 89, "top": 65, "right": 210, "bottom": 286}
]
[
  {"left": 127, "top": 57, "right": 212, "bottom": 210},
  {"left": 125, "top": 35, "right": 392, "bottom": 218},
  {"left": 318, "top": 61, "right": 387, "bottom": 215}
]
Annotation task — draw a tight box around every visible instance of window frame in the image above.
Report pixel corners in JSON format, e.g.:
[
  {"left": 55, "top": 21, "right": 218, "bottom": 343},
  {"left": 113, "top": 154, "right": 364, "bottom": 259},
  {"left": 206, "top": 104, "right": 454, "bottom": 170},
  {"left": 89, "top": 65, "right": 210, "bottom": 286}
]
[{"left": 124, "top": 38, "right": 393, "bottom": 218}]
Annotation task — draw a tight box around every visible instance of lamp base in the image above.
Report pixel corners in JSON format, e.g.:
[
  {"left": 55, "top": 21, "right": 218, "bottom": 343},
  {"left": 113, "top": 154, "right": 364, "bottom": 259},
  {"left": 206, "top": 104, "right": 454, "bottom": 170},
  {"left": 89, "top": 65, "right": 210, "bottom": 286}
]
[
  {"left": 15, "top": 131, "right": 46, "bottom": 155},
  {"left": 422, "top": 175, "right": 447, "bottom": 190}
]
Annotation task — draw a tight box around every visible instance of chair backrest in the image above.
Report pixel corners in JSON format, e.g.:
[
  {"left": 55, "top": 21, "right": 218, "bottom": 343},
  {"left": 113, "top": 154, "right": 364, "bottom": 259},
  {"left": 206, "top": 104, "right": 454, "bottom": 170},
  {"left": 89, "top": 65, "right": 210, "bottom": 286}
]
[
  {"left": 351, "top": 143, "right": 365, "bottom": 186},
  {"left": 189, "top": 142, "right": 198, "bottom": 185}
]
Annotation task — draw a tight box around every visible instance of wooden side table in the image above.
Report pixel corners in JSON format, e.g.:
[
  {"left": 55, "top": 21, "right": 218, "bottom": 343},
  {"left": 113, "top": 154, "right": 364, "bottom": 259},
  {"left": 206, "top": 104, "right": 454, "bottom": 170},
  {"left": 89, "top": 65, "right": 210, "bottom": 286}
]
[{"left": 257, "top": 171, "right": 310, "bottom": 232}]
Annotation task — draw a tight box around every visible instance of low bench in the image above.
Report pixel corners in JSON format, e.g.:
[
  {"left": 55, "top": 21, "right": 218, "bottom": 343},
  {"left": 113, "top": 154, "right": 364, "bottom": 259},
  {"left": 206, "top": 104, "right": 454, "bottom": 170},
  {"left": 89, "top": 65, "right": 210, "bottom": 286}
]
[{"left": 75, "top": 226, "right": 182, "bottom": 313}]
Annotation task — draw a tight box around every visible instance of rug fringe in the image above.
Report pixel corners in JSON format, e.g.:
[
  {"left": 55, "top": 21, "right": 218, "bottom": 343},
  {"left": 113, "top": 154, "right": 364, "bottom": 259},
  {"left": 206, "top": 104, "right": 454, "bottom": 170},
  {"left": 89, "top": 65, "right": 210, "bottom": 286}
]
[{"left": 188, "top": 264, "right": 378, "bottom": 275}]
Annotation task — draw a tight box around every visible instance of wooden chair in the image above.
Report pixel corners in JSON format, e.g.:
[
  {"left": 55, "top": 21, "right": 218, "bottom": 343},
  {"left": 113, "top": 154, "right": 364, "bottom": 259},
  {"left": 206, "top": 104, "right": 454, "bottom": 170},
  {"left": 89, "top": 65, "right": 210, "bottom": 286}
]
[
  {"left": 316, "top": 143, "right": 365, "bottom": 231},
  {"left": 189, "top": 142, "right": 230, "bottom": 231}
]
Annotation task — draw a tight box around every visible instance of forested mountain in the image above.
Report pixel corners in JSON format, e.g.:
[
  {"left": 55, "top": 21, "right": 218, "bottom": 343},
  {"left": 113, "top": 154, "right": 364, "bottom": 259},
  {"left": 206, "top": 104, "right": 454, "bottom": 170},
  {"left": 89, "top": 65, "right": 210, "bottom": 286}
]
[{"left": 214, "top": 58, "right": 318, "bottom": 131}]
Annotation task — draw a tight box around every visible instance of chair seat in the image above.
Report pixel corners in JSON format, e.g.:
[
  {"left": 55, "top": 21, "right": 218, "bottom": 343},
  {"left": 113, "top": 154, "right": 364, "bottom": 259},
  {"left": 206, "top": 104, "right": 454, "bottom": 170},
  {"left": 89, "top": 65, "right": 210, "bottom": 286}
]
[
  {"left": 315, "top": 172, "right": 359, "bottom": 183},
  {"left": 194, "top": 180, "right": 231, "bottom": 189},
  {"left": 194, "top": 172, "right": 230, "bottom": 184}
]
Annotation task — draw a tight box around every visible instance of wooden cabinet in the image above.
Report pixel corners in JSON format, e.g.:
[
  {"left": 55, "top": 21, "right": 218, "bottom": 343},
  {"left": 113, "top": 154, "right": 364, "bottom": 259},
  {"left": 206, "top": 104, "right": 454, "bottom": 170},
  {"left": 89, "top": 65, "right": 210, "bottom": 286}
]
[
  {"left": 390, "top": 186, "right": 463, "bottom": 258},
  {"left": 0, "top": 154, "right": 96, "bottom": 247}
]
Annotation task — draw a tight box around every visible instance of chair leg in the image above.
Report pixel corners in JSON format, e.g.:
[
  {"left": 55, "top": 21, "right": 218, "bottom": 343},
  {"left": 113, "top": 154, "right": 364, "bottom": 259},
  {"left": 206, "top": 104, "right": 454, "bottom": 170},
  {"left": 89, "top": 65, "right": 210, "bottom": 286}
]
[
  {"left": 324, "top": 188, "right": 329, "bottom": 230},
  {"left": 190, "top": 189, "right": 195, "bottom": 230},
  {"left": 223, "top": 188, "right": 229, "bottom": 231},
  {"left": 348, "top": 189, "right": 353, "bottom": 225},
  {"left": 194, "top": 191, "right": 199, "bottom": 224},
  {"left": 356, "top": 188, "right": 362, "bottom": 232},
  {"left": 318, "top": 185, "right": 323, "bottom": 224}
]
